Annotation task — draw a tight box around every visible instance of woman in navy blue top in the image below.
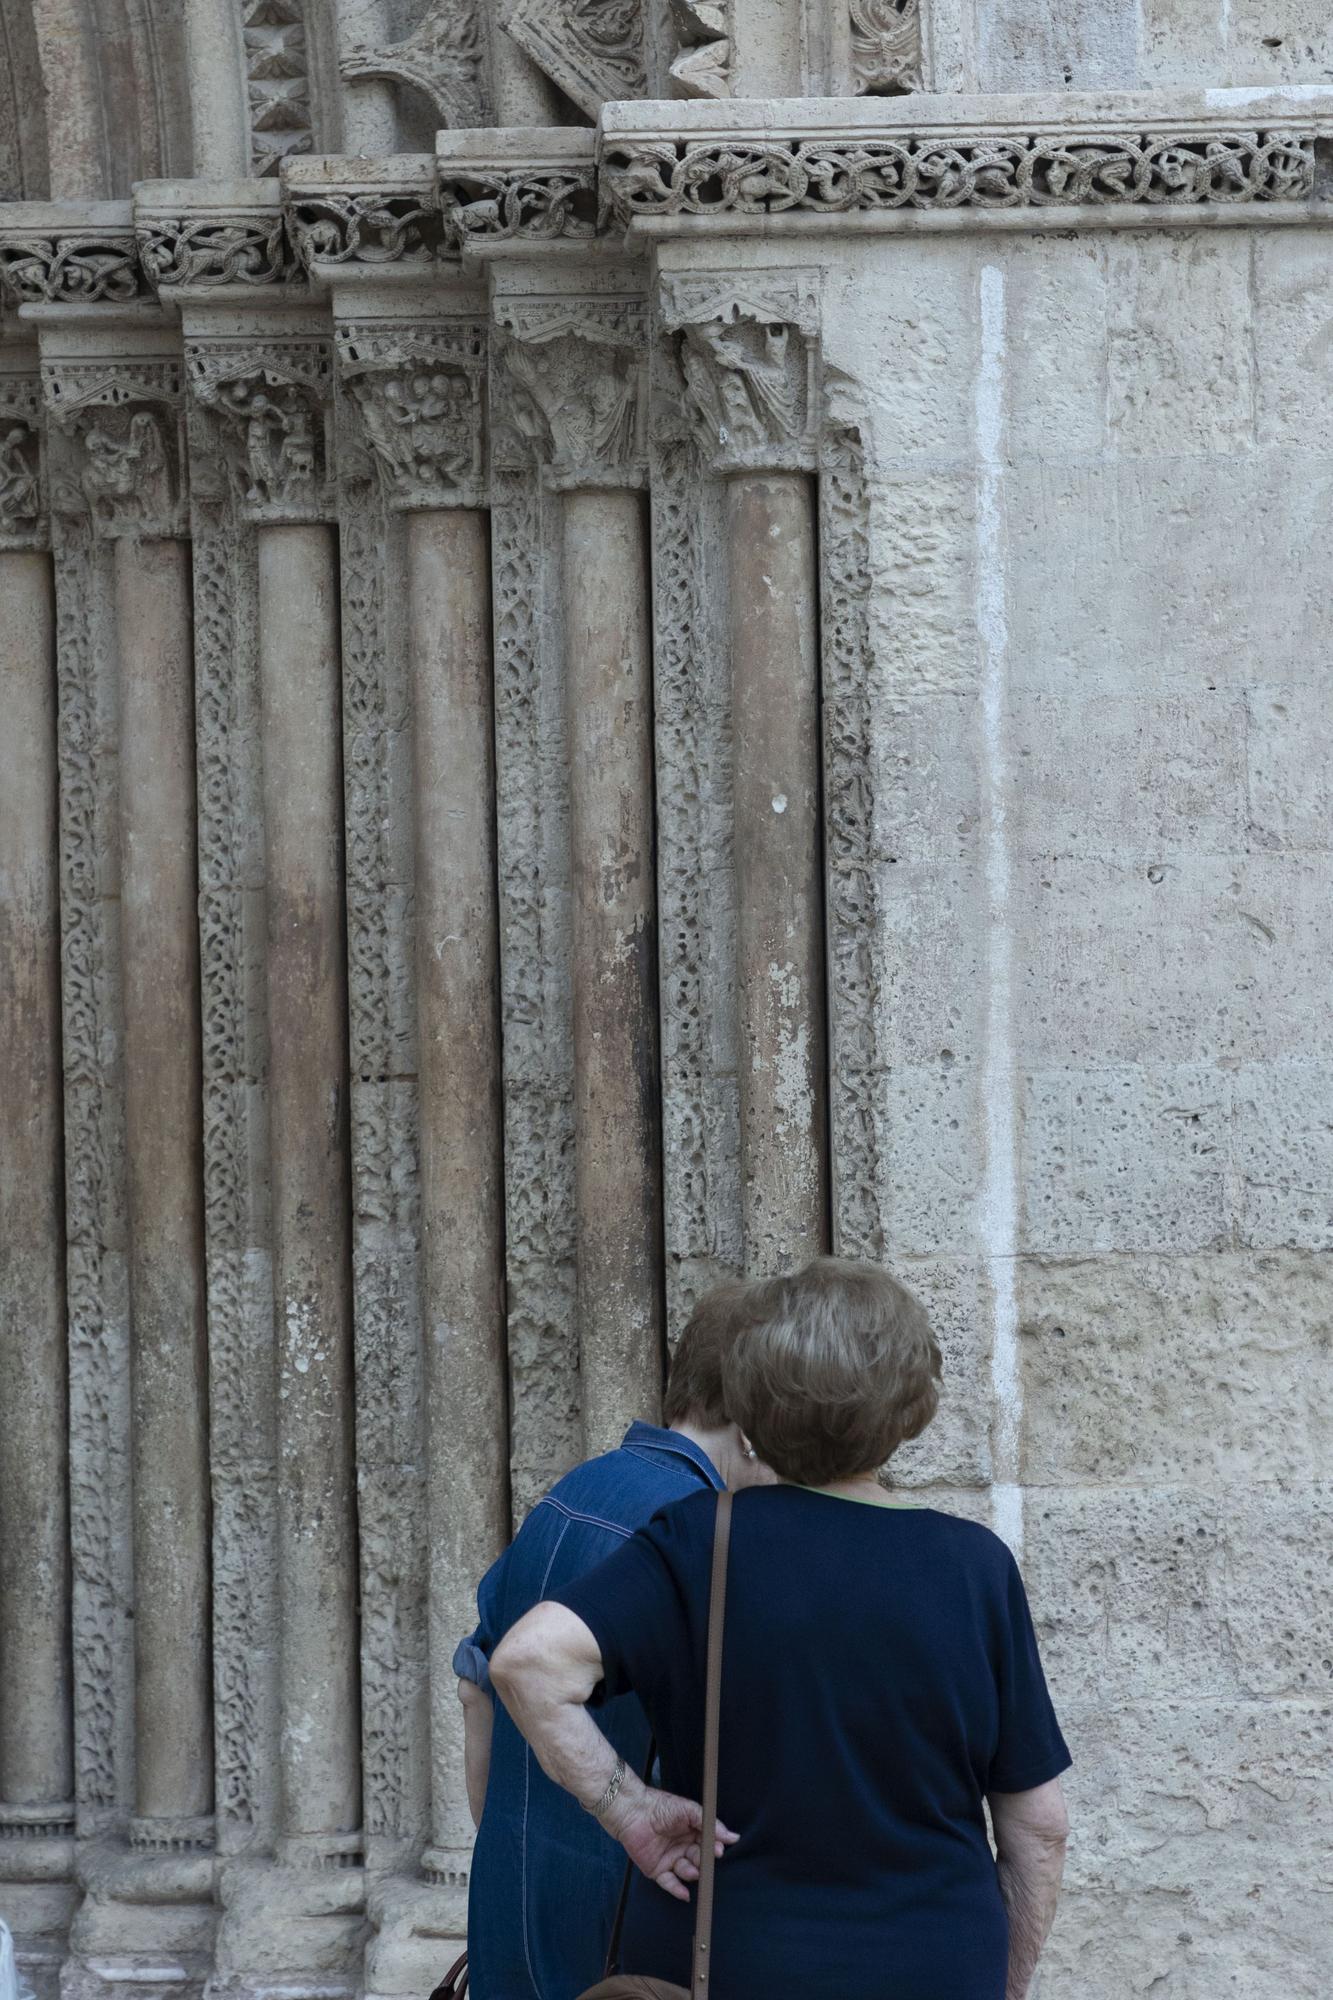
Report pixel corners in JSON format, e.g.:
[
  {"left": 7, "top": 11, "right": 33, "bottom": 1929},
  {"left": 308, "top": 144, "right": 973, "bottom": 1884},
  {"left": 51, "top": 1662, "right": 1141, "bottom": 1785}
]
[{"left": 493, "top": 1258, "right": 1071, "bottom": 2000}]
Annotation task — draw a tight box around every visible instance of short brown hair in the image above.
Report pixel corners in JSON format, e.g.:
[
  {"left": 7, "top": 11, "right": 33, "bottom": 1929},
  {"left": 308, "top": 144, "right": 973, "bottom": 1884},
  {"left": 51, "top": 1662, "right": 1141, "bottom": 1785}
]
[
  {"left": 720, "top": 1257, "right": 941, "bottom": 1486},
  {"left": 663, "top": 1279, "right": 753, "bottom": 1428}
]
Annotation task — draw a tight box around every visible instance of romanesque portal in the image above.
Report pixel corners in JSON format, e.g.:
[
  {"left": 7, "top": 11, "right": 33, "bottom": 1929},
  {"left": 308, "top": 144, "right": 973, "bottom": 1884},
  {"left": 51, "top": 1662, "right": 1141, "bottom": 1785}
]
[{"left": 2, "top": 3, "right": 1331, "bottom": 1996}]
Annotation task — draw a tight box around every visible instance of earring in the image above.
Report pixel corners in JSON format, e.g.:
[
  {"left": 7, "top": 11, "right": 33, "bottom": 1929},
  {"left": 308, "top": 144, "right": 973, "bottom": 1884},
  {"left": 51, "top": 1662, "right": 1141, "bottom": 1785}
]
[{"left": 743, "top": 1447, "right": 757, "bottom": 1461}]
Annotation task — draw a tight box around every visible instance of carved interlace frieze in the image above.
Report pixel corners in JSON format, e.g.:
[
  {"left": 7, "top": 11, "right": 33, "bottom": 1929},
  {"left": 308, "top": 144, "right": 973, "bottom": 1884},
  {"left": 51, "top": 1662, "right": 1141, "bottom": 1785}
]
[
  {"left": 492, "top": 298, "right": 648, "bottom": 489},
  {"left": 0, "top": 226, "right": 145, "bottom": 305},
  {"left": 287, "top": 183, "right": 445, "bottom": 269},
  {"left": 438, "top": 162, "right": 598, "bottom": 245},
  {"left": 186, "top": 338, "right": 334, "bottom": 524},
  {"left": 335, "top": 320, "right": 486, "bottom": 509},
  {"left": 0, "top": 371, "right": 45, "bottom": 550},
  {"left": 850, "top": 0, "right": 921, "bottom": 95},
  {"left": 340, "top": 1, "right": 488, "bottom": 127},
  {"left": 245, "top": 0, "right": 314, "bottom": 177},
  {"left": 42, "top": 357, "right": 187, "bottom": 539},
  {"left": 602, "top": 127, "right": 1317, "bottom": 222},
  {"left": 660, "top": 272, "right": 819, "bottom": 474},
  {"left": 505, "top": 0, "right": 646, "bottom": 119},
  {"left": 137, "top": 213, "right": 293, "bottom": 290}
]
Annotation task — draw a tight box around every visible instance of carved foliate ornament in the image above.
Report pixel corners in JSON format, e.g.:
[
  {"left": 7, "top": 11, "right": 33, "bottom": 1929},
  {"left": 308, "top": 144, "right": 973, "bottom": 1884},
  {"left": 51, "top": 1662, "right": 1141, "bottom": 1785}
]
[
  {"left": 504, "top": 0, "right": 646, "bottom": 118},
  {"left": 660, "top": 272, "right": 820, "bottom": 474},
  {"left": 336, "top": 320, "right": 486, "bottom": 509},
  {"left": 340, "top": 1, "right": 488, "bottom": 126},
  {"left": 186, "top": 338, "right": 334, "bottom": 524},
  {"left": 850, "top": 0, "right": 921, "bottom": 95},
  {"left": 438, "top": 162, "right": 598, "bottom": 246},
  {"left": 492, "top": 298, "right": 648, "bottom": 490},
  {"left": 42, "top": 357, "right": 187, "bottom": 539},
  {"left": 137, "top": 213, "right": 293, "bottom": 290},
  {"left": 288, "top": 189, "right": 445, "bottom": 270},
  {"left": 0, "top": 227, "right": 144, "bottom": 305},
  {"left": 0, "top": 373, "right": 46, "bottom": 550}
]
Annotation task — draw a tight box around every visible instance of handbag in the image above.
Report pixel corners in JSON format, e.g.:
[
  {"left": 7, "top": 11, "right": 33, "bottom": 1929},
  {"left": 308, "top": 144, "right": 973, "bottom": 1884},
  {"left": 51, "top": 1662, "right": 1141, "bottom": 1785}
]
[{"left": 577, "top": 1487, "right": 734, "bottom": 2000}]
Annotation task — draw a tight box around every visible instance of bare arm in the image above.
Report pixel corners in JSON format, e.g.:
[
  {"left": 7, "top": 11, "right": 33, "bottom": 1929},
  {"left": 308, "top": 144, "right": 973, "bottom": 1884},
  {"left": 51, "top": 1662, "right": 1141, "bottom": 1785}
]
[
  {"left": 491, "top": 1601, "right": 736, "bottom": 1903},
  {"left": 989, "top": 1778, "right": 1069, "bottom": 2000},
  {"left": 457, "top": 1677, "right": 494, "bottom": 1830}
]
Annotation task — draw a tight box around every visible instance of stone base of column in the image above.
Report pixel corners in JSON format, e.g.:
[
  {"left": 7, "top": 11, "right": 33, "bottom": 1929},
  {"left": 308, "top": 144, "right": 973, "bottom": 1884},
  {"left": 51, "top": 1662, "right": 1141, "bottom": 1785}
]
[
  {"left": 362, "top": 1874, "right": 468, "bottom": 2000},
  {"left": 208, "top": 1857, "right": 365, "bottom": 2000},
  {"left": 61, "top": 1842, "right": 215, "bottom": 2000},
  {"left": 0, "top": 1810, "right": 78, "bottom": 2000}
]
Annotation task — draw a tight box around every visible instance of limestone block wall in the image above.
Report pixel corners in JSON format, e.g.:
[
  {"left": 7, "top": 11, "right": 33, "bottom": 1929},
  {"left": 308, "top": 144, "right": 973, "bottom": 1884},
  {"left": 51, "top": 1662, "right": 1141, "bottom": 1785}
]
[{"left": 2, "top": 6, "right": 1333, "bottom": 2000}]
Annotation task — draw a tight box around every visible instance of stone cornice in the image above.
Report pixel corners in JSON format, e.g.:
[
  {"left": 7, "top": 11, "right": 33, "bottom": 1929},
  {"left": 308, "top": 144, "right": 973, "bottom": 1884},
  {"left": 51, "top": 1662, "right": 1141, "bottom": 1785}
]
[
  {"left": 283, "top": 157, "right": 448, "bottom": 273},
  {"left": 436, "top": 129, "right": 599, "bottom": 249},
  {"left": 134, "top": 183, "right": 293, "bottom": 292},
  {"left": 0, "top": 203, "right": 145, "bottom": 305},
  {"left": 599, "top": 87, "right": 1333, "bottom": 232}
]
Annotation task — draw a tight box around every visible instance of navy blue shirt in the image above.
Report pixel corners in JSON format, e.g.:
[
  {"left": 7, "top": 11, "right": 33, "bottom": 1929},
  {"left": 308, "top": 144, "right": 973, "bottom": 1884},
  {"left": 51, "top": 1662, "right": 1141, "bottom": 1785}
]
[
  {"left": 555, "top": 1486, "right": 1071, "bottom": 2000},
  {"left": 456, "top": 1423, "right": 723, "bottom": 2000}
]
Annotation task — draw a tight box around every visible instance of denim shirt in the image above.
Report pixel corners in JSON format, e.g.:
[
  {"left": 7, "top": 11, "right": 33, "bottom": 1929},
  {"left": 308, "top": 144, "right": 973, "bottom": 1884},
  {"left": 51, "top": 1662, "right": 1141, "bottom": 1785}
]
[{"left": 454, "top": 1423, "right": 723, "bottom": 2000}]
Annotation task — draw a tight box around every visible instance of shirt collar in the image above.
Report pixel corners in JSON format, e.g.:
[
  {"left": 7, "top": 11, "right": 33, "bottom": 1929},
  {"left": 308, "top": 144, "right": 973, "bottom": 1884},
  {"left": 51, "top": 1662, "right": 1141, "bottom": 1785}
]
[{"left": 621, "top": 1420, "right": 724, "bottom": 1491}]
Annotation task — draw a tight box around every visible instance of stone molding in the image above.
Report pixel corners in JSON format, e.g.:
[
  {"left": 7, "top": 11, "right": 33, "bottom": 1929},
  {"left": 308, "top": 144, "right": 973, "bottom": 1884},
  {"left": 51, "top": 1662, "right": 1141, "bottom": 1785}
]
[
  {"left": 244, "top": 0, "right": 314, "bottom": 178},
  {"left": 135, "top": 186, "right": 293, "bottom": 292},
  {"left": 339, "top": 0, "right": 489, "bottom": 129},
  {"left": 284, "top": 159, "right": 446, "bottom": 271},
  {"left": 503, "top": 0, "right": 646, "bottom": 119},
  {"left": 599, "top": 87, "right": 1333, "bottom": 228},
  {"left": 669, "top": 1, "right": 731, "bottom": 99},
  {"left": 0, "top": 354, "right": 47, "bottom": 551},
  {"left": 849, "top": 0, "right": 921, "bottom": 95},
  {"left": 0, "top": 204, "right": 146, "bottom": 305},
  {"left": 437, "top": 131, "right": 598, "bottom": 247},
  {"left": 659, "top": 267, "right": 820, "bottom": 474}
]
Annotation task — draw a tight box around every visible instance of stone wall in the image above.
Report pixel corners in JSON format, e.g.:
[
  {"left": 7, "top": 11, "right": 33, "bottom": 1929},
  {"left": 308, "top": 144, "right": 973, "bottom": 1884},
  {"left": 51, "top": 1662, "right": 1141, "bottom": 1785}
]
[{"left": 2, "top": 5, "right": 1332, "bottom": 1999}]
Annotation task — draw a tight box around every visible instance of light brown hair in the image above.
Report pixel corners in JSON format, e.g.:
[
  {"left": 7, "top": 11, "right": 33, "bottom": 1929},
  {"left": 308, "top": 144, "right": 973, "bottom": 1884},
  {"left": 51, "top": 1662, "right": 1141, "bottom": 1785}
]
[
  {"left": 720, "top": 1257, "right": 941, "bottom": 1486},
  {"left": 662, "top": 1278, "right": 754, "bottom": 1428}
]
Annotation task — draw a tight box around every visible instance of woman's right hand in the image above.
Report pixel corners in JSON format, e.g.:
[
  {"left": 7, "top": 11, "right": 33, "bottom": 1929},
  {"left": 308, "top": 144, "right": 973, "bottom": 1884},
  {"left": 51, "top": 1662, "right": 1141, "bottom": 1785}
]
[{"left": 602, "top": 1776, "right": 738, "bottom": 1904}]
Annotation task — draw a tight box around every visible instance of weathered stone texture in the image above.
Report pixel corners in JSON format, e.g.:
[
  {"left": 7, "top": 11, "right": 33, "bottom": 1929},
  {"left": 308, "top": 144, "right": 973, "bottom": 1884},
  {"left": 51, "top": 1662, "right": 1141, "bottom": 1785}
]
[{"left": 5, "top": 65, "right": 1333, "bottom": 2000}]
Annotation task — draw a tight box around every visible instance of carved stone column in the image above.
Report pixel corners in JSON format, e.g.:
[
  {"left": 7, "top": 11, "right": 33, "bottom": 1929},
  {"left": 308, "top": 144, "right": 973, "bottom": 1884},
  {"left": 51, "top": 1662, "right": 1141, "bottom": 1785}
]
[
  {"left": 662, "top": 271, "right": 829, "bottom": 1275},
  {"left": 326, "top": 269, "right": 504, "bottom": 1981},
  {"left": 494, "top": 273, "right": 664, "bottom": 1457},
  {"left": 185, "top": 312, "right": 364, "bottom": 1983},
  {"left": 0, "top": 345, "right": 76, "bottom": 2000},
  {"left": 25, "top": 297, "right": 215, "bottom": 2000}
]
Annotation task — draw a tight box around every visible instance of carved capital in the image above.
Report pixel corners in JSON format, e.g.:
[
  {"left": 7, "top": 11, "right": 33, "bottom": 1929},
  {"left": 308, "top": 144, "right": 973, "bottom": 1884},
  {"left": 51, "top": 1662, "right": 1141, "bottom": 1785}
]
[
  {"left": 0, "top": 205, "right": 145, "bottom": 306},
  {"left": 437, "top": 131, "right": 598, "bottom": 247},
  {"left": 659, "top": 271, "right": 820, "bottom": 475},
  {"left": 336, "top": 318, "right": 486, "bottom": 510},
  {"left": 285, "top": 160, "right": 446, "bottom": 271},
  {"left": 42, "top": 354, "right": 187, "bottom": 539},
  {"left": 492, "top": 296, "right": 647, "bottom": 490},
  {"left": 504, "top": 0, "right": 645, "bottom": 120},
  {"left": 135, "top": 187, "right": 292, "bottom": 292},
  {"left": 850, "top": 0, "right": 921, "bottom": 94},
  {"left": 0, "top": 366, "right": 47, "bottom": 550},
  {"left": 340, "top": 1, "right": 488, "bottom": 127},
  {"left": 186, "top": 334, "right": 334, "bottom": 524}
]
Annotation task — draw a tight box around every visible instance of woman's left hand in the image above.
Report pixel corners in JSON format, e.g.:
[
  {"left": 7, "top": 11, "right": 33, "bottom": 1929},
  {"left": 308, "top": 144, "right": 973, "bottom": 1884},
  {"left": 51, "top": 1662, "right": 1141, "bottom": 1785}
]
[{"left": 602, "top": 1778, "right": 738, "bottom": 1904}]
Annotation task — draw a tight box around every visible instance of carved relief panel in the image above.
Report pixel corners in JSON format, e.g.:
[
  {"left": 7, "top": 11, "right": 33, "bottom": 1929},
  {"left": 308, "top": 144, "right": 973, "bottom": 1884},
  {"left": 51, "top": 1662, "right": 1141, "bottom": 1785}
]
[
  {"left": 42, "top": 357, "right": 187, "bottom": 541},
  {"left": 0, "top": 366, "right": 45, "bottom": 550},
  {"left": 335, "top": 318, "right": 486, "bottom": 510},
  {"left": 185, "top": 336, "right": 334, "bottom": 524},
  {"left": 661, "top": 270, "right": 820, "bottom": 474},
  {"left": 492, "top": 297, "right": 648, "bottom": 491}
]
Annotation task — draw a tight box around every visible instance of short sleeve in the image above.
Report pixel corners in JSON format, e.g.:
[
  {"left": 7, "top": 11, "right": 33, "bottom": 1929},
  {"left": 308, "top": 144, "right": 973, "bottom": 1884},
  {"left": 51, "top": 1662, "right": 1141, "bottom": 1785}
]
[
  {"left": 549, "top": 1505, "right": 694, "bottom": 1704},
  {"left": 453, "top": 1547, "right": 509, "bottom": 1694},
  {"left": 988, "top": 1552, "right": 1072, "bottom": 1794}
]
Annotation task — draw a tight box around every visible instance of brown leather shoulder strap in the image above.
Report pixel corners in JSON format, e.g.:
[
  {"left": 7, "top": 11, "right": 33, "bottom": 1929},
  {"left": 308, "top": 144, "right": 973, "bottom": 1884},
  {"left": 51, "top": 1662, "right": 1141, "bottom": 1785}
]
[{"left": 691, "top": 1488, "right": 733, "bottom": 2000}]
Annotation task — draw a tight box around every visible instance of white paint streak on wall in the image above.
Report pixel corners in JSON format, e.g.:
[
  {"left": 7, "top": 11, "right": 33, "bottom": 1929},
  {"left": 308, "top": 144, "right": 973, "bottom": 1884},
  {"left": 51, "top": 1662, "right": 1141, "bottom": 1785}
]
[{"left": 976, "top": 261, "right": 1024, "bottom": 1561}]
